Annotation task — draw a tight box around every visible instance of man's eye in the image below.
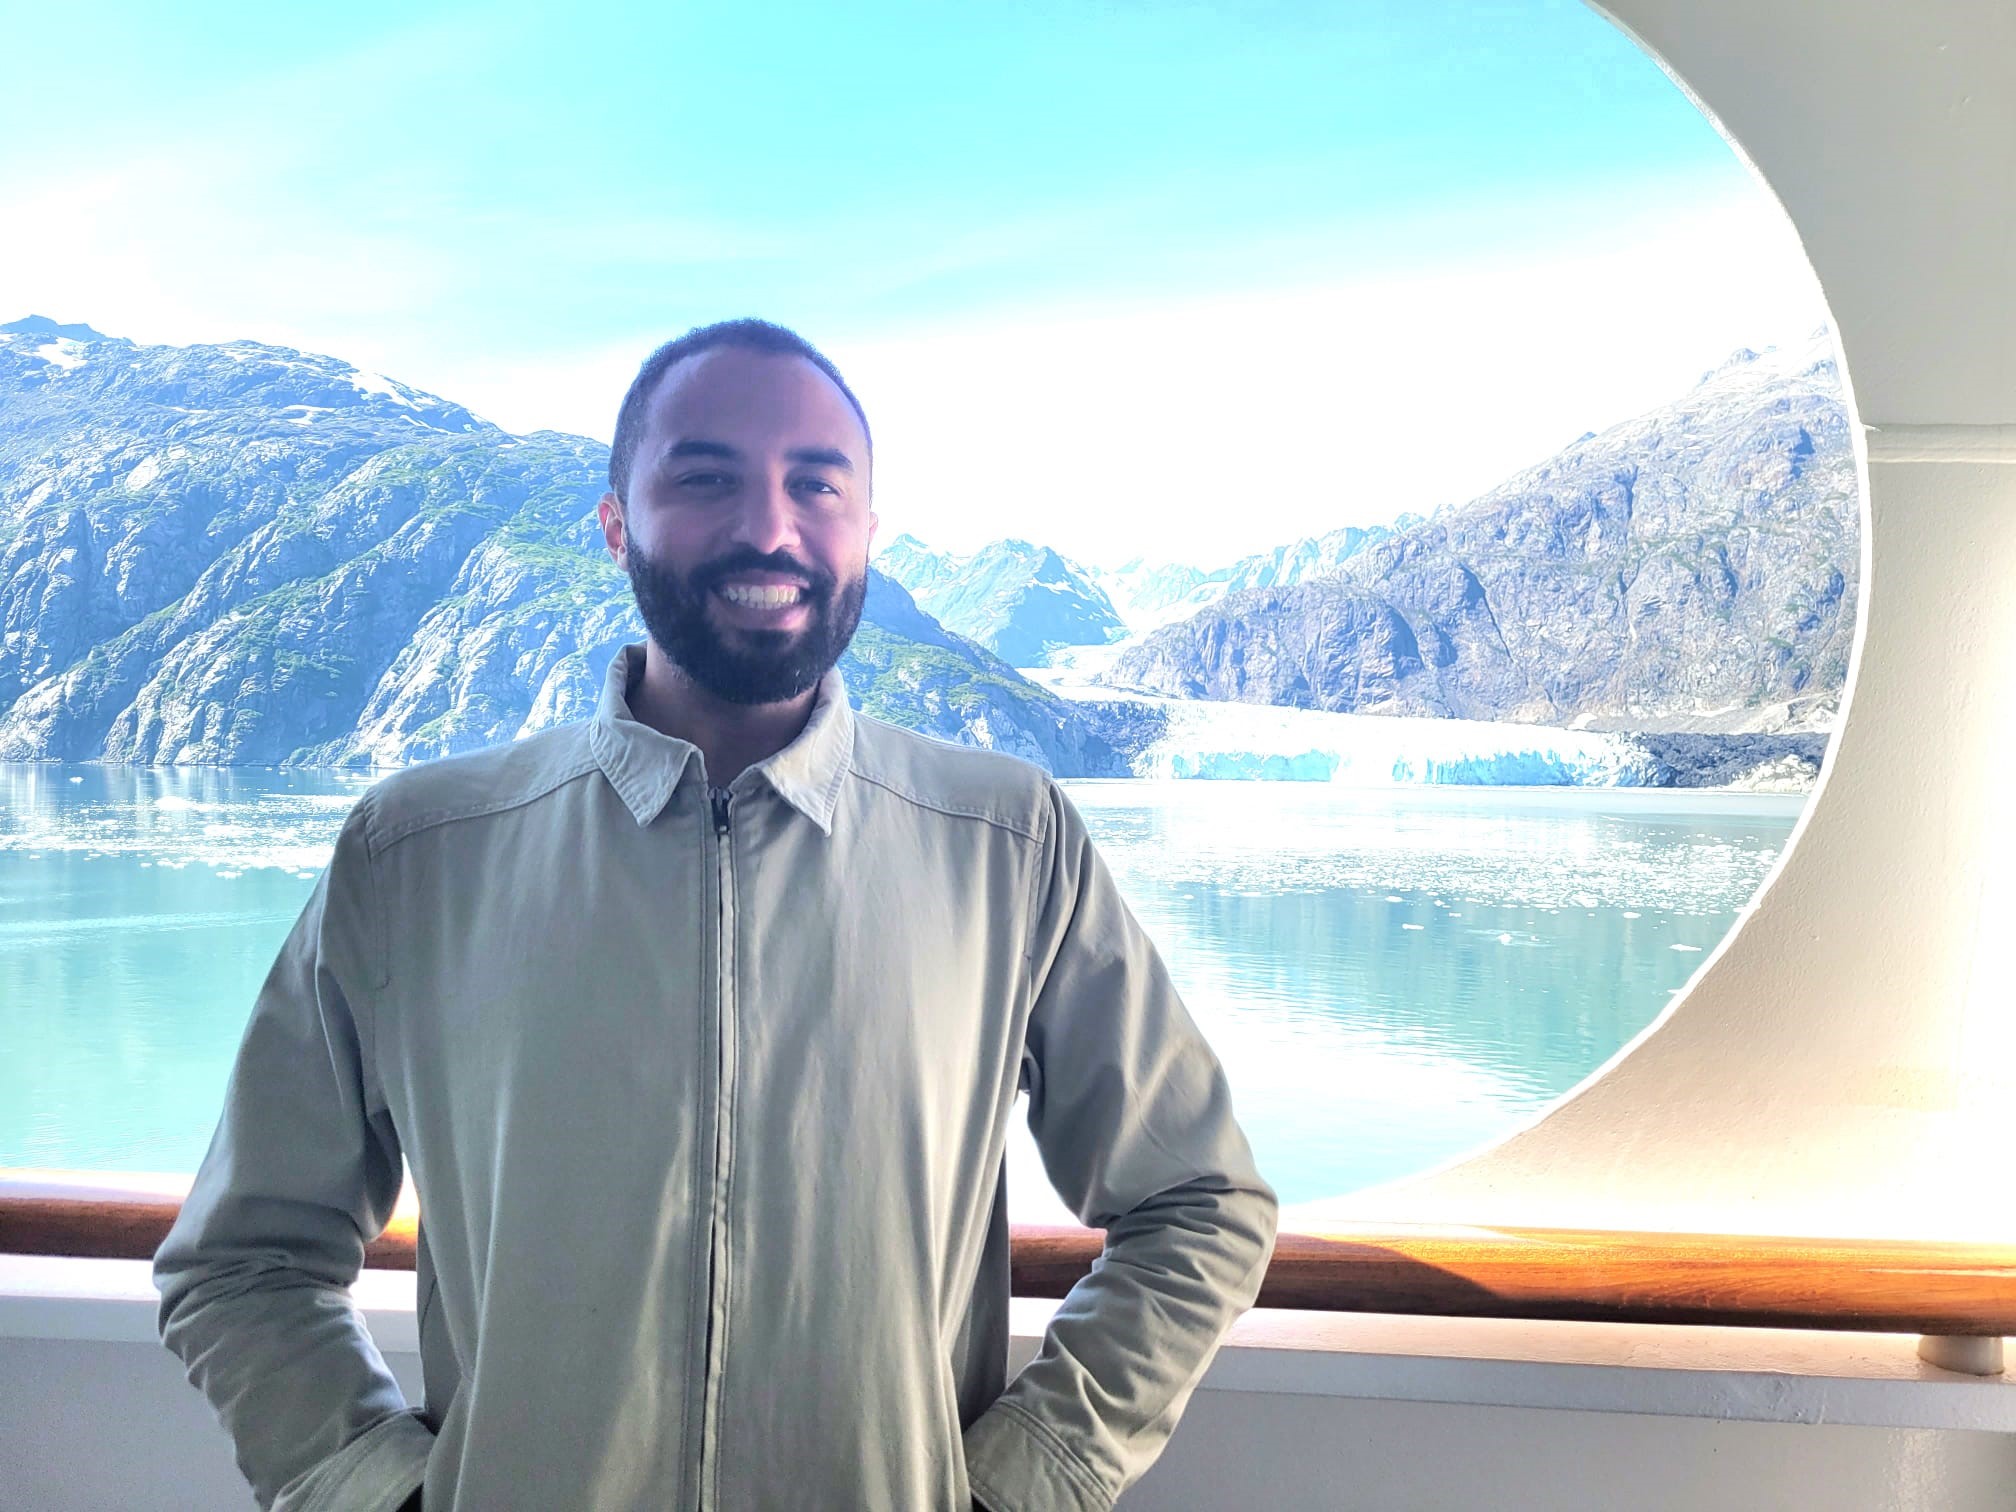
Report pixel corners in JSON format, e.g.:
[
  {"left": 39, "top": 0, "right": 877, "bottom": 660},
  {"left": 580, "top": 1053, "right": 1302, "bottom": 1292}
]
[
  {"left": 677, "top": 471, "right": 731, "bottom": 489},
  {"left": 794, "top": 477, "right": 840, "bottom": 497}
]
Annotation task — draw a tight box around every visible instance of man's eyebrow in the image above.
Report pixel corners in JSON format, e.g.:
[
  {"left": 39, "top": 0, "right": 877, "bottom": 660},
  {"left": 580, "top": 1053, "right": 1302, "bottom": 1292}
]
[
  {"left": 664, "top": 439, "right": 741, "bottom": 461},
  {"left": 661, "top": 440, "right": 854, "bottom": 472},
  {"left": 785, "top": 446, "right": 855, "bottom": 472}
]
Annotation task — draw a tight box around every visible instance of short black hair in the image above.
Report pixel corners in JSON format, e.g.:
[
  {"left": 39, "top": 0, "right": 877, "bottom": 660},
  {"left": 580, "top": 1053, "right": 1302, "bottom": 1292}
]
[{"left": 607, "top": 317, "right": 871, "bottom": 503}]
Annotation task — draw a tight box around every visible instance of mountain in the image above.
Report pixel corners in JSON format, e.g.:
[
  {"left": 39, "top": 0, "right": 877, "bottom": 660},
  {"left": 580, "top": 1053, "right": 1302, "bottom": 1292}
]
[
  {"left": 870, "top": 534, "right": 1126, "bottom": 665},
  {"left": 876, "top": 511, "right": 1406, "bottom": 670},
  {"left": 1090, "top": 558, "right": 1213, "bottom": 627},
  {"left": 1107, "top": 333, "right": 1854, "bottom": 733},
  {"left": 0, "top": 320, "right": 1128, "bottom": 775},
  {"left": 1089, "top": 518, "right": 1414, "bottom": 635}
]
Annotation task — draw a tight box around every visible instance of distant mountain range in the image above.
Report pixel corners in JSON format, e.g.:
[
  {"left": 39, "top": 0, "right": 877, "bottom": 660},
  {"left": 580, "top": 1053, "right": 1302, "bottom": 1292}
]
[
  {"left": 875, "top": 516, "right": 1428, "bottom": 657},
  {"left": 884, "top": 333, "right": 1854, "bottom": 736},
  {"left": 1089, "top": 518, "right": 1426, "bottom": 633},
  {"left": 871, "top": 536, "right": 1126, "bottom": 665},
  {"left": 0, "top": 314, "right": 1854, "bottom": 783}
]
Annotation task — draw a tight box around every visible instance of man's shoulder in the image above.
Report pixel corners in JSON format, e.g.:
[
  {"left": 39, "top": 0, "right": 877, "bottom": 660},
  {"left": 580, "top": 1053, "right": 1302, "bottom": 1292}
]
[
  {"left": 353, "top": 722, "right": 599, "bottom": 856},
  {"left": 845, "top": 712, "right": 1059, "bottom": 845}
]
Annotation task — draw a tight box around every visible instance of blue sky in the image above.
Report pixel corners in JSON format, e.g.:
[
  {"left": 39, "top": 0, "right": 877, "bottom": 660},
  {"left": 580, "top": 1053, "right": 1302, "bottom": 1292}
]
[{"left": 2, "top": 0, "right": 1829, "bottom": 564}]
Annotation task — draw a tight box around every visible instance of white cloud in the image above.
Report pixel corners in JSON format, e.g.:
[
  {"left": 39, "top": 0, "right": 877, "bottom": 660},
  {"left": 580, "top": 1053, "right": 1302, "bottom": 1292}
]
[{"left": 831, "top": 190, "right": 1831, "bottom": 569}]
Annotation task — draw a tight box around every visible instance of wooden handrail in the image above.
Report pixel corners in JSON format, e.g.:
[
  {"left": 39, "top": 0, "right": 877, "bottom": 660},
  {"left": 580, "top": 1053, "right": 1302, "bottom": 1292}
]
[{"left": 4, "top": 1183, "right": 2013, "bottom": 1336}]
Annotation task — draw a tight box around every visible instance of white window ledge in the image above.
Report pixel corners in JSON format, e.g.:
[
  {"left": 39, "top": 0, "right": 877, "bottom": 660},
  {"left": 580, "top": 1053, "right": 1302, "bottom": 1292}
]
[{"left": 7, "top": 1256, "right": 2012, "bottom": 1435}]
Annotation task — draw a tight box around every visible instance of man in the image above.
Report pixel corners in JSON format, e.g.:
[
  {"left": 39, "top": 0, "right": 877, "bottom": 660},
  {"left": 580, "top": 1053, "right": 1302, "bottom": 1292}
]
[{"left": 155, "top": 318, "right": 1278, "bottom": 1511}]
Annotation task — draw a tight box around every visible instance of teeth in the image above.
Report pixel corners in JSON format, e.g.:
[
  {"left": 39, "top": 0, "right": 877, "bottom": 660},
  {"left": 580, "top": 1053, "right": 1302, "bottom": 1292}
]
[{"left": 719, "top": 583, "right": 804, "bottom": 610}]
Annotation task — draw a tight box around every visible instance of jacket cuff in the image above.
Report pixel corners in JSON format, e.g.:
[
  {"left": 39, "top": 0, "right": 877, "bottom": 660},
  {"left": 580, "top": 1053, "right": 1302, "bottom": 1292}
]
[
  {"left": 963, "top": 1400, "right": 1112, "bottom": 1512},
  {"left": 273, "top": 1408, "right": 434, "bottom": 1512}
]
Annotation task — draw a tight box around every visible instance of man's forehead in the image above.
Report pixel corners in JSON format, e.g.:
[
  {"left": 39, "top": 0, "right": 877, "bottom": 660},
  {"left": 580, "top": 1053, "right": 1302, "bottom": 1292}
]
[{"left": 645, "top": 347, "right": 864, "bottom": 453}]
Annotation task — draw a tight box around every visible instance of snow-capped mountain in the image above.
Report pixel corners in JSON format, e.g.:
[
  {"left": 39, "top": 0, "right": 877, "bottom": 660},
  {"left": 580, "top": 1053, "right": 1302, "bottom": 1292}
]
[
  {"left": 870, "top": 535, "right": 1127, "bottom": 666},
  {"left": 880, "top": 512, "right": 1418, "bottom": 671},
  {"left": 1107, "top": 332, "right": 1854, "bottom": 734},
  {"left": 1087, "top": 518, "right": 1419, "bottom": 635},
  {"left": 0, "top": 313, "right": 1853, "bottom": 780}
]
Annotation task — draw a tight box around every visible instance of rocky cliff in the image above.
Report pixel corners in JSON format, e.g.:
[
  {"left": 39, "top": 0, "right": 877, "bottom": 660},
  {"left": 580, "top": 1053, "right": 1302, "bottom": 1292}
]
[{"left": 1107, "top": 334, "right": 1854, "bottom": 733}]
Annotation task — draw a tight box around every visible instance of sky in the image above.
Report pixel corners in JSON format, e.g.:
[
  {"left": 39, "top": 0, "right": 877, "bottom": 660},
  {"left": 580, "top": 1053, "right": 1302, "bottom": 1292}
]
[{"left": 1, "top": 0, "right": 1830, "bottom": 567}]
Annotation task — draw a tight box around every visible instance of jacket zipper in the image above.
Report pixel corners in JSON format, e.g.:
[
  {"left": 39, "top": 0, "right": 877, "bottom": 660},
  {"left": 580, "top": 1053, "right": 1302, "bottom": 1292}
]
[{"left": 696, "top": 786, "right": 735, "bottom": 1510}]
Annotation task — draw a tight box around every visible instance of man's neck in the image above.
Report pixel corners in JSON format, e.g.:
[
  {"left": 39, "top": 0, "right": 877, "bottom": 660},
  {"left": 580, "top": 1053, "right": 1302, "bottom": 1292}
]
[{"left": 628, "top": 641, "right": 820, "bottom": 788}]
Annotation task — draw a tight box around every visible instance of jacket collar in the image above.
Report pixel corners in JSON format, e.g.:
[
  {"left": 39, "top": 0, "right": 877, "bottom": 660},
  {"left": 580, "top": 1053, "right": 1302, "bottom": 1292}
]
[{"left": 588, "top": 642, "right": 854, "bottom": 835}]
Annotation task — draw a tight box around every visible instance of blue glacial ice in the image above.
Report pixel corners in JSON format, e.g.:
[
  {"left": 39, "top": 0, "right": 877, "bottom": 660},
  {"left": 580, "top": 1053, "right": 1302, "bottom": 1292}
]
[{"left": 1118, "top": 697, "right": 1663, "bottom": 787}]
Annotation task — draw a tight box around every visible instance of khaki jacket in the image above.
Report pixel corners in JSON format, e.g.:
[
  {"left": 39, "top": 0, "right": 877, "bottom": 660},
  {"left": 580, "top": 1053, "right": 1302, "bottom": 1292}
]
[{"left": 154, "top": 642, "right": 1278, "bottom": 1511}]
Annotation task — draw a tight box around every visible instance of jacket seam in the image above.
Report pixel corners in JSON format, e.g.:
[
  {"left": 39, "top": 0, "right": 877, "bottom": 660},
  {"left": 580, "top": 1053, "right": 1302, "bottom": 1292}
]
[
  {"left": 349, "top": 792, "right": 393, "bottom": 1124},
  {"left": 346, "top": 791, "right": 394, "bottom": 998},
  {"left": 365, "top": 755, "right": 603, "bottom": 856},
  {"left": 292, "top": 1404, "right": 429, "bottom": 1512},
  {"left": 845, "top": 765, "right": 1046, "bottom": 844},
  {"left": 1022, "top": 796, "right": 1056, "bottom": 983},
  {"left": 989, "top": 1396, "right": 1112, "bottom": 1506},
  {"left": 968, "top": 1464, "right": 1010, "bottom": 1512}
]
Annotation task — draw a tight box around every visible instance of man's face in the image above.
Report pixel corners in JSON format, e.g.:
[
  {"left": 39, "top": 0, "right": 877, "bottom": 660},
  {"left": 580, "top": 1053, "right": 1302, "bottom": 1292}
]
[{"left": 599, "top": 347, "right": 877, "bottom": 706}]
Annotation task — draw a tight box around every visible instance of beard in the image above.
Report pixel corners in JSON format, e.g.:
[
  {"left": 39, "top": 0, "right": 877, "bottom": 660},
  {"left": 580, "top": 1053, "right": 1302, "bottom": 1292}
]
[{"left": 624, "top": 532, "right": 867, "bottom": 706}]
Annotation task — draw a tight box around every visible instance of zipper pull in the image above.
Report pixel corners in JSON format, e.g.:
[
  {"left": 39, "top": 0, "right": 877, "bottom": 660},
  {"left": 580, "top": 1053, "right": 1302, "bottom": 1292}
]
[{"left": 711, "top": 787, "right": 732, "bottom": 835}]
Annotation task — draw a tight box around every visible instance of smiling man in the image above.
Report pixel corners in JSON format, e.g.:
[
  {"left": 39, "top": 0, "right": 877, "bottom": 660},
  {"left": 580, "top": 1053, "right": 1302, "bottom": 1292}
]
[
  {"left": 605, "top": 327, "right": 877, "bottom": 794},
  {"left": 154, "top": 319, "right": 1277, "bottom": 1512}
]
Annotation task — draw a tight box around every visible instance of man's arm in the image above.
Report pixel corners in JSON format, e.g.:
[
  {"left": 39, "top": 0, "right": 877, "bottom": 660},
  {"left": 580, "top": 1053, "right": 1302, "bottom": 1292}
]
[
  {"left": 962, "top": 784, "right": 1280, "bottom": 1512},
  {"left": 153, "top": 796, "right": 433, "bottom": 1512}
]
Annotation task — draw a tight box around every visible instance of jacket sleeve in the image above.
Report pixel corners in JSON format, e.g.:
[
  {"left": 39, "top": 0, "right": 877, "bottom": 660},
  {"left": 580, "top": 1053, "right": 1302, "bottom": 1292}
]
[
  {"left": 962, "top": 783, "right": 1280, "bottom": 1512},
  {"left": 153, "top": 794, "right": 434, "bottom": 1512}
]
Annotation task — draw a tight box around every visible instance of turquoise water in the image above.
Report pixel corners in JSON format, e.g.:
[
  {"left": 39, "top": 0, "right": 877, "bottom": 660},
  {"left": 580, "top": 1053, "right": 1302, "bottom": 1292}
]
[{"left": 0, "top": 763, "right": 1801, "bottom": 1210}]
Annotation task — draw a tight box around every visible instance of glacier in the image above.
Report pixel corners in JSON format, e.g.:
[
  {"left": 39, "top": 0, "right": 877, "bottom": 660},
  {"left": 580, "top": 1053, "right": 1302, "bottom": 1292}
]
[
  {"left": 1135, "top": 701, "right": 1662, "bottom": 786},
  {"left": 1029, "top": 672, "right": 1665, "bottom": 786}
]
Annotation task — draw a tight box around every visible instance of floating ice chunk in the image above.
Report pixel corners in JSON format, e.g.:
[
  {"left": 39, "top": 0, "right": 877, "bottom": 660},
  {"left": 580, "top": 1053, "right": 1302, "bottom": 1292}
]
[
  {"left": 1623, "top": 910, "right": 1641, "bottom": 919},
  {"left": 1670, "top": 943, "right": 1703, "bottom": 952},
  {"left": 1385, "top": 894, "right": 1404, "bottom": 903},
  {"left": 1401, "top": 923, "right": 1424, "bottom": 931},
  {"left": 1498, "top": 933, "right": 1513, "bottom": 944}
]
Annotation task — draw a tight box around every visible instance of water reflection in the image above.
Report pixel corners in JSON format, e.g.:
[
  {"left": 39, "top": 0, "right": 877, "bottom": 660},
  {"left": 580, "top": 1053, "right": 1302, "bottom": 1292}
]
[
  {"left": 1048, "top": 780, "right": 1799, "bottom": 1207},
  {"left": 3, "top": 764, "right": 1801, "bottom": 1209}
]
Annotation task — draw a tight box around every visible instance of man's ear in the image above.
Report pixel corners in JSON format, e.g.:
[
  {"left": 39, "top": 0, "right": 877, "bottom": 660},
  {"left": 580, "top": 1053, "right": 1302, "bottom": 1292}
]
[
  {"left": 865, "top": 508, "right": 879, "bottom": 552},
  {"left": 598, "top": 491, "right": 627, "bottom": 567}
]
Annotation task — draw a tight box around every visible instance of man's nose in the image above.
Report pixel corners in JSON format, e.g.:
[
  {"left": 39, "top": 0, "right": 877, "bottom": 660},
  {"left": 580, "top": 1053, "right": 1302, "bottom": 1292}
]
[{"left": 729, "top": 475, "right": 800, "bottom": 556}]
